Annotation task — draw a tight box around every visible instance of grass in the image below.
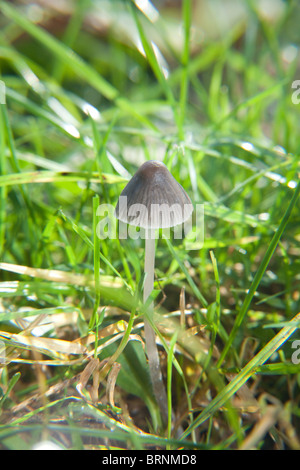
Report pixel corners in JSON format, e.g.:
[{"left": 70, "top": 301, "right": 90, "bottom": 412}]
[{"left": 0, "top": 0, "right": 300, "bottom": 450}]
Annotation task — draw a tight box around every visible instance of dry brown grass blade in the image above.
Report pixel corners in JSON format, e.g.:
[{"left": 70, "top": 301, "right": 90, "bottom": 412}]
[
  {"left": 76, "top": 320, "right": 128, "bottom": 347},
  {"left": 0, "top": 262, "right": 123, "bottom": 287},
  {"left": 76, "top": 358, "right": 122, "bottom": 406},
  {"left": 0, "top": 320, "right": 134, "bottom": 366},
  {"left": 239, "top": 405, "right": 282, "bottom": 450},
  {"left": 0, "top": 330, "right": 87, "bottom": 355},
  {"left": 226, "top": 373, "right": 260, "bottom": 413},
  {"left": 106, "top": 362, "right": 122, "bottom": 408},
  {"left": 76, "top": 358, "right": 102, "bottom": 401},
  {"left": 154, "top": 310, "right": 220, "bottom": 361}
]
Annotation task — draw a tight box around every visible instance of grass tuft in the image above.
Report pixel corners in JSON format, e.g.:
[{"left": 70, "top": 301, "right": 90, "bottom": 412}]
[{"left": 0, "top": 0, "right": 299, "bottom": 450}]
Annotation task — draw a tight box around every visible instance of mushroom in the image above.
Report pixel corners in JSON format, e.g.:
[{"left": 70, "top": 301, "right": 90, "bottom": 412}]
[{"left": 115, "top": 160, "right": 193, "bottom": 426}]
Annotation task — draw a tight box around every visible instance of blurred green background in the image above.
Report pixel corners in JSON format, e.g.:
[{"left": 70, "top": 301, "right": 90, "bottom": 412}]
[{"left": 0, "top": 0, "right": 299, "bottom": 450}]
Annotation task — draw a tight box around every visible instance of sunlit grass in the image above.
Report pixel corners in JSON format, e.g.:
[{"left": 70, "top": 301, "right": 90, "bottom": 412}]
[{"left": 0, "top": 0, "right": 299, "bottom": 450}]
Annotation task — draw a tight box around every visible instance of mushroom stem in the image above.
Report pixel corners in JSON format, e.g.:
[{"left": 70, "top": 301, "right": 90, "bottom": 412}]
[
  {"left": 144, "top": 233, "right": 156, "bottom": 303},
  {"left": 144, "top": 230, "right": 168, "bottom": 427}
]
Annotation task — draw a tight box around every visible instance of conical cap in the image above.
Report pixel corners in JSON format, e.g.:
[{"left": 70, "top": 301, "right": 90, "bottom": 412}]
[{"left": 115, "top": 160, "right": 193, "bottom": 229}]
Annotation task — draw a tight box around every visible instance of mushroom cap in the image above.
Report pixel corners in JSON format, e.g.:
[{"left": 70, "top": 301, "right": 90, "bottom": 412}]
[{"left": 114, "top": 160, "right": 193, "bottom": 229}]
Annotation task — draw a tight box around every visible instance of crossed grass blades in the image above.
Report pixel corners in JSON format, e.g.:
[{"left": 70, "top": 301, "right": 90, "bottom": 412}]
[{"left": 0, "top": 0, "right": 300, "bottom": 450}]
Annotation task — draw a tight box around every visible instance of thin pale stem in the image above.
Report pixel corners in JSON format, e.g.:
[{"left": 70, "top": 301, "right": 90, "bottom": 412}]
[
  {"left": 144, "top": 233, "right": 155, "bottom": 303},
  {"left": 144, "top": 231, "right": 168, "bottom": 427}
]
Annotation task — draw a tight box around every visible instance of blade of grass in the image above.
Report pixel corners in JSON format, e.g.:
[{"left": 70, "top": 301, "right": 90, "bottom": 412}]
[
  {"left": 167, "top": 331, "right": 178, "bottom": 442},
  {"left": 0, "top": 372, "right": 21, "bottom": 411},
  {"left": 143, "top": 301, "right": 198, "bottom": 441},
  {"left": 57, "top": 225, "right": 77, "bottom": 269},
  {"left": 0, "top": 100, "right": 34, "bottom": 217},
  {"left": 178, "top": 0, "right": 192, "bottom": 139},
  {"left": 130, "top": 1, "right": 179, "bottom": 128},
  {"left": 95, "top": 297, "right": 138, "bottom": 385},
  {"left": 213, "top": 76, "right": 290, "bottom": 130},
  {"left": 208, "top": 250, "right": 222, "bottom": 347},
  {"left": 0, "top": 419, "right": 209, "bottom": 450},
  {"left": 52, "top": 0, "right": 91, "bottom": 83},
  {"left": 0, "top": 262, "right": 136, "bottom": 311},
  {"left": 0, "top": 170, "right": 125, "bottom": 187},
  {"left": 181, "top": 311, "right": 300, "bottom": 440},
  {"left": 89, "top": 195, "right": 101, "bottom": 330},
  {"left": 0, "top": 1, "right": 157, "bottom": 131},
  {"left": 58, "top": 209, "right": 132, "bottom": 290},
  {"left": 217, "top": 179, "right": 300, "bottom": 366},
  {"left": 5, "top": 87, "right": 82, "bottom": 140},
  {"left": 164, "top": 235, "right": 207, "bottom": 307},
  {"left": 0, "top": 98, "right": 44, "bottom": 262},
  {"left": 0, "top": 102, "right": 7, "bottom": 254}
]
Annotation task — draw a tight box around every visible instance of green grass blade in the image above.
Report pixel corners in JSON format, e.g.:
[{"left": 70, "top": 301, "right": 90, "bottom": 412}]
[
  {"left": 164, "top": 235, "right": 208, "bottom": 307},
  {"left": 0, "top": 170, "right": 125, "bottom": 187},
  {"left": 167, "top": 331, "right": 177, "bottom": 441},
  {"left": 0, "top": 372, "right": 21, "bottom": 410},
  {"left": 5, "top": 87, "right": 82, "bottom": 140},
  {"left": 213, "top": 76, "right": 290, "bottom": 130},
  {"left": 178, "top": 0, "right": 192, "bottom": 139},
  {"left": 89, "top": 195, "right": 101, "bottom": 330},
  {"left": 130, "top": 2, "right": 179, "bottom": 127},
  {"left": 0, "top": 103, "right": 7, "bottom": 254},
  {"left": 0, "top": 2, "right": 115, "bottom": 100},
  {"left": 217, "top": 179, "right": 300, "bottom": 366},
  {"left": 0, "top": 1, "right": 157, "bottom": 131},
  {"left": 181, "top": 312, "right": 300, "bottom": 440}
]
